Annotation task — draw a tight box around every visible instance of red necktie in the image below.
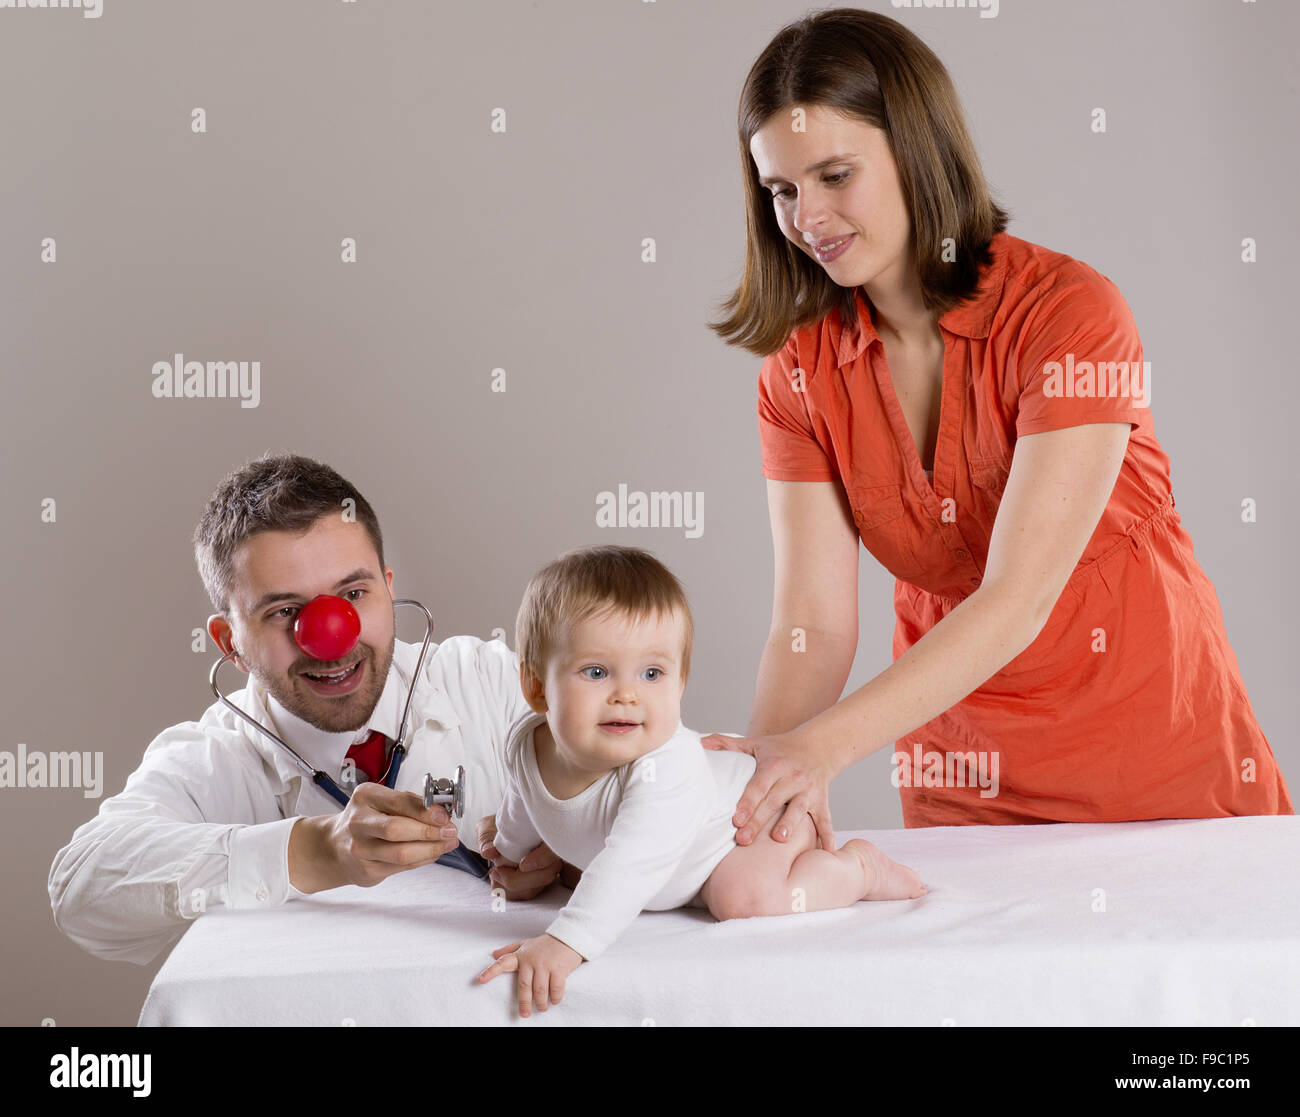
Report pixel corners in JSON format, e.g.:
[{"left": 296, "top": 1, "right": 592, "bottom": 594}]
[{"left": 345, "top": 730, "right": 391, "bottom": 785}]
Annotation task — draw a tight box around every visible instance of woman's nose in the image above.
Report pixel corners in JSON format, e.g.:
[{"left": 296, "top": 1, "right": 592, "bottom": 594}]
[{"left": 793, "top": 191, "right": 829, "bottom": 234}]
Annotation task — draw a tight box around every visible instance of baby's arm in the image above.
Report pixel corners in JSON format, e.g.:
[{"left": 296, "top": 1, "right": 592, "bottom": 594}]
[
  {"left": 543, "top": 746, "right": 705, "bottom": 962},
  {"left": 477, "top": 743, "right": 707, "bottom": 1017},
  {"left": 488, "top": 776, "right": 543, "bottom": 868}
]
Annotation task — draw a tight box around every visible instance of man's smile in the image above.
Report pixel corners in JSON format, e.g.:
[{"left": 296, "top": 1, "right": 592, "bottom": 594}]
[{"left": 298, "top": 658, "right": 366, "bottom": 696}]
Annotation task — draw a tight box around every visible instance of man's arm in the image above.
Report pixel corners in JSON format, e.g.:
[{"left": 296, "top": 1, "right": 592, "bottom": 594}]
[{"left": 48, "top": 722, "right": 300, "bottom": 964}]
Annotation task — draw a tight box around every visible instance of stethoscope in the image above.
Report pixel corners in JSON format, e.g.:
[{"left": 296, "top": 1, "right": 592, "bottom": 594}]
[{"left": 210, "top": 595, "right": 488, "bottom": 879}]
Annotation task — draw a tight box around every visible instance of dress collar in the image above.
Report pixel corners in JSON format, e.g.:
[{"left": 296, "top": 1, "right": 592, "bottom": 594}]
[{"left": 834, "top": 230, "right": 1011, "bottom": 368}]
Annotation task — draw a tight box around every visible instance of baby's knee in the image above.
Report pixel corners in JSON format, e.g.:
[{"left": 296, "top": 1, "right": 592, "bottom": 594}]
[{"left": 703, "top": 860, "right": 793, "bottom": 921}]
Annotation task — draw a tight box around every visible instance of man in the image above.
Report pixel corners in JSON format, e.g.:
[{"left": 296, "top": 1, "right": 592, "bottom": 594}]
[{"left": 49, "top": 453, "right": 569, "bottom": 964}]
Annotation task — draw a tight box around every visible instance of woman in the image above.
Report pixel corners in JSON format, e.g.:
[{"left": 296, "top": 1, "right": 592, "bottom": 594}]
[{"left": 703, "top": 8, "right": 1292, "bottom": 850}]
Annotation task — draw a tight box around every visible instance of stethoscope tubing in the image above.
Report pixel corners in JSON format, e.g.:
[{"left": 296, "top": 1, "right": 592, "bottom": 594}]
[{"left": 209, "top": 599, "right": 435, "bottom": 807}]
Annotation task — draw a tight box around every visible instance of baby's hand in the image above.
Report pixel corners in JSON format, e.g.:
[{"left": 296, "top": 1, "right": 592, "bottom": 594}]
[{"left": 476, "top": 934, "right": 583, "bottom": 1018}]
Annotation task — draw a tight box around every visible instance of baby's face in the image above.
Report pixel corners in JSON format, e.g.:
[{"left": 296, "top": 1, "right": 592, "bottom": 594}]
[{"left": 534, "top": 607, "right": 687, "bottom": 773}]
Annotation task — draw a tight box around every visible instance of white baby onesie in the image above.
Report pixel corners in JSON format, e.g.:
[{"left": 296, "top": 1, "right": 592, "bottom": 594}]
[{"left": 491, "top": 709, "right": 756, "bottom": 961}]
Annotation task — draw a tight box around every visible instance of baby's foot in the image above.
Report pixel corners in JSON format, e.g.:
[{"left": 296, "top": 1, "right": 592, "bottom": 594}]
[{"left": 846, "top": 839, "right": 927, "bottom": 901}]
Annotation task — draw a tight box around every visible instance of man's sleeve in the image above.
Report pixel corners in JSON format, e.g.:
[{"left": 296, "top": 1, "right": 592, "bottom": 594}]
[
  {"left": 544, "top": 742, "right": 707, "bottom": 962},
  {"left": 47, "top": 721, "right": 300, "bottom": 965},
  {"left": 476, "top": 635, "right": 534, "bottom": 737}
]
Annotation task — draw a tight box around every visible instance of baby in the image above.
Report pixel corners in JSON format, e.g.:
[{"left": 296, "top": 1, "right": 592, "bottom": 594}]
[{"left": 476, "top": 544, "right": 925, "bottom": 1017}]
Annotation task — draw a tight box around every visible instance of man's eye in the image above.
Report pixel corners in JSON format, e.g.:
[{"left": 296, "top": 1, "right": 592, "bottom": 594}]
[
  {"left": 344, "top": 588, "right": 365, "bottom": 601},
  {"left": 272, "top": 606, "right": 299, "bottom": 620}
]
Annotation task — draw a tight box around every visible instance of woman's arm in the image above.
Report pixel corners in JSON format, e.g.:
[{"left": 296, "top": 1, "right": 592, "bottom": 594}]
[
  {"left": 747, "top": 478, "right": 862, "bottom": 737},
  {"left": 711, "top": 421, "right": 1132, "bottom": 848}
]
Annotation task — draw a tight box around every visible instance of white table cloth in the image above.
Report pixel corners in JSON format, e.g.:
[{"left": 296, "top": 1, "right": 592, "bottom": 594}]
[{"left": 138, "top": 816, "right": 1300, "bottom": 1026}]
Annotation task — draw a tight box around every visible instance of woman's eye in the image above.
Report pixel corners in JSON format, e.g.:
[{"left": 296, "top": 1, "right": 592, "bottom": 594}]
[
  {"left": 770, "top": 171, "right": 849, "bottom": 201},
  {"left": 272, "top": 606, "right": 299, "bottom": 621}
]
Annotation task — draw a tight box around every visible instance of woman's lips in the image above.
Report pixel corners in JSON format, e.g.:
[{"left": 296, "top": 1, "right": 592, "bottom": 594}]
[{"left": 813, "top": 233, "right": 855, "bottom": 263}]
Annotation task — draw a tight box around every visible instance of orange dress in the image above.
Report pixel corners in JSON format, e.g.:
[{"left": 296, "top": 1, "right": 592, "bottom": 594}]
[{"left": 757, "top": 231, "right": 1292, "bottom": 825}]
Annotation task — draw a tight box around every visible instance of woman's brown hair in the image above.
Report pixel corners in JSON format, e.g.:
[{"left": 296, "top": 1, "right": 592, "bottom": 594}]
[{"left": 709, "top": 7, "right": 1010, "bottom": 357}]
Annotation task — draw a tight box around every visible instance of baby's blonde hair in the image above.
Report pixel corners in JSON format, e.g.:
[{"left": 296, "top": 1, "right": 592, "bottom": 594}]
[{"left": 515, "top": 545, "right": 694, "bottom": 685}]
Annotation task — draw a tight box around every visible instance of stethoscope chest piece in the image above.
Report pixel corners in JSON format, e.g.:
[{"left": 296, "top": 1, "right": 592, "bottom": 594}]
[{"left": 423, "top": 765, "right": 466, "bottom": 819}]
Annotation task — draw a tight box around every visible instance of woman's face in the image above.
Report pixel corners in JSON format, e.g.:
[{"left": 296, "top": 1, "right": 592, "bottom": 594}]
[{"left": 749, "top": 104, "right": 913, "bottom": 291}]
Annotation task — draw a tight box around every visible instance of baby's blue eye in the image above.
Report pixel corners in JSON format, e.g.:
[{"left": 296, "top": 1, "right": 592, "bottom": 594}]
[
  {"left": 581, "top": 666, "right": 607, "bottom": 680},
  {"left": 643, "top": 668, "right": 663, "bottom": 681}
]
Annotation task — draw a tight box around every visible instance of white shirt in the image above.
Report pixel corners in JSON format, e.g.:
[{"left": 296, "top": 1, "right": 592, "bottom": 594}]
[
  {"left": 493, "top": 710, "right": 757, "bottom": 962},
  {"left": 47, "top": 635, "right": 533, "bottom": 964}
]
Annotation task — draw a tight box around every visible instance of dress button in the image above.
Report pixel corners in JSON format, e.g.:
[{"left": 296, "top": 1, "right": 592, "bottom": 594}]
[
  {"left": 970, "top": 576, "right": 981, "bottom": 586},
  {"left": 955, "top": 549, "right": 968, "bottom": 560}
]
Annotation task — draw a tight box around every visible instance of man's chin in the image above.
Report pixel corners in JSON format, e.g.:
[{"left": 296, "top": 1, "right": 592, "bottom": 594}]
[
  {"left": 293, "top": 695, "right": 372, "bottom": 735},
  {"left": 268, "top": 674, "right": 379, "bottom": 735},
  {"left": 252, "top": 644, "right": 394, "bottom": 736}
]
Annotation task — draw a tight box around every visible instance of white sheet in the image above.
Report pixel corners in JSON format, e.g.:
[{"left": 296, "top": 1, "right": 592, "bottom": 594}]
[{"left": 138, "top": 816, "right": 1300, "bottom": 1026}]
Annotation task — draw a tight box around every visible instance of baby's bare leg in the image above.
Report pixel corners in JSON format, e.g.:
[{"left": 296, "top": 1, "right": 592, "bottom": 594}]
[{"left": 701, "top": 812, "right": 926, "bottom": 920}]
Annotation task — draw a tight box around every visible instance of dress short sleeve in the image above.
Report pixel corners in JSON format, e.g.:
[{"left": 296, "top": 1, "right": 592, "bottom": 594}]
[
  {"left": 757, "top": 338, "right": 838, "bottom": 481},
  {"left": 1014, "top": 269, "right": 1151, "bottom": 437}
]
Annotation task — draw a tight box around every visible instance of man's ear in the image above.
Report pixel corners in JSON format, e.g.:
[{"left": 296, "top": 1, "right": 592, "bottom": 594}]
[
  {"left": 518, "top": 661, "right": 547, "bottom": 713},
  {"left": 383, "top": 565, "right": 395, "bottom": 599},
  {"left": 208, "top": 615, "right": 248, "bottom": 673}
]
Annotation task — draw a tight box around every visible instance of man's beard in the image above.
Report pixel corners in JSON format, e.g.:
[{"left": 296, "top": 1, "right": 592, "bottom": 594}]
[{"left": 249, "top": 638, "right": 395, "bottom": 734}]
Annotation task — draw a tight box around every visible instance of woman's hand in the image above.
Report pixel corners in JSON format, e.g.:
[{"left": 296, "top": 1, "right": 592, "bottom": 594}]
[{"left": 701, "top": 731, "right": 837, "bottom": 852}]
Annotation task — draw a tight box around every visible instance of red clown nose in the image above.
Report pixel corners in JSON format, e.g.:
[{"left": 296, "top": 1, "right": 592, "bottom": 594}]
[{"left": 293, "top": 595, "right": 361, "bottom": 661}]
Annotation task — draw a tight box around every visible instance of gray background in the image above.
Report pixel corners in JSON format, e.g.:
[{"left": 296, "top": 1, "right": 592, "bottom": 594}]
[{"left": 1, "top": 0, "right": 1294, "bottom": 1025}]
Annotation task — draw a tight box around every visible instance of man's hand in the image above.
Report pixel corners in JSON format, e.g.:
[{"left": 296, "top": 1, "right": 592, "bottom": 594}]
[
  {"left": 476, "top": 813, "right": 573, "bottom": 900},
  {"left": 289, "top": 782, "right": 460, "bottom": 893},
  {"left": 476, "top": 934, "right": 583, "bottom": 1017}
]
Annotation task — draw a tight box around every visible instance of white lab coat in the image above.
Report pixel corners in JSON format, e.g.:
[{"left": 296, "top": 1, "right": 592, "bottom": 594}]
[{"left": 48, "top": 635, "right": 533, "bottom": 964}]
